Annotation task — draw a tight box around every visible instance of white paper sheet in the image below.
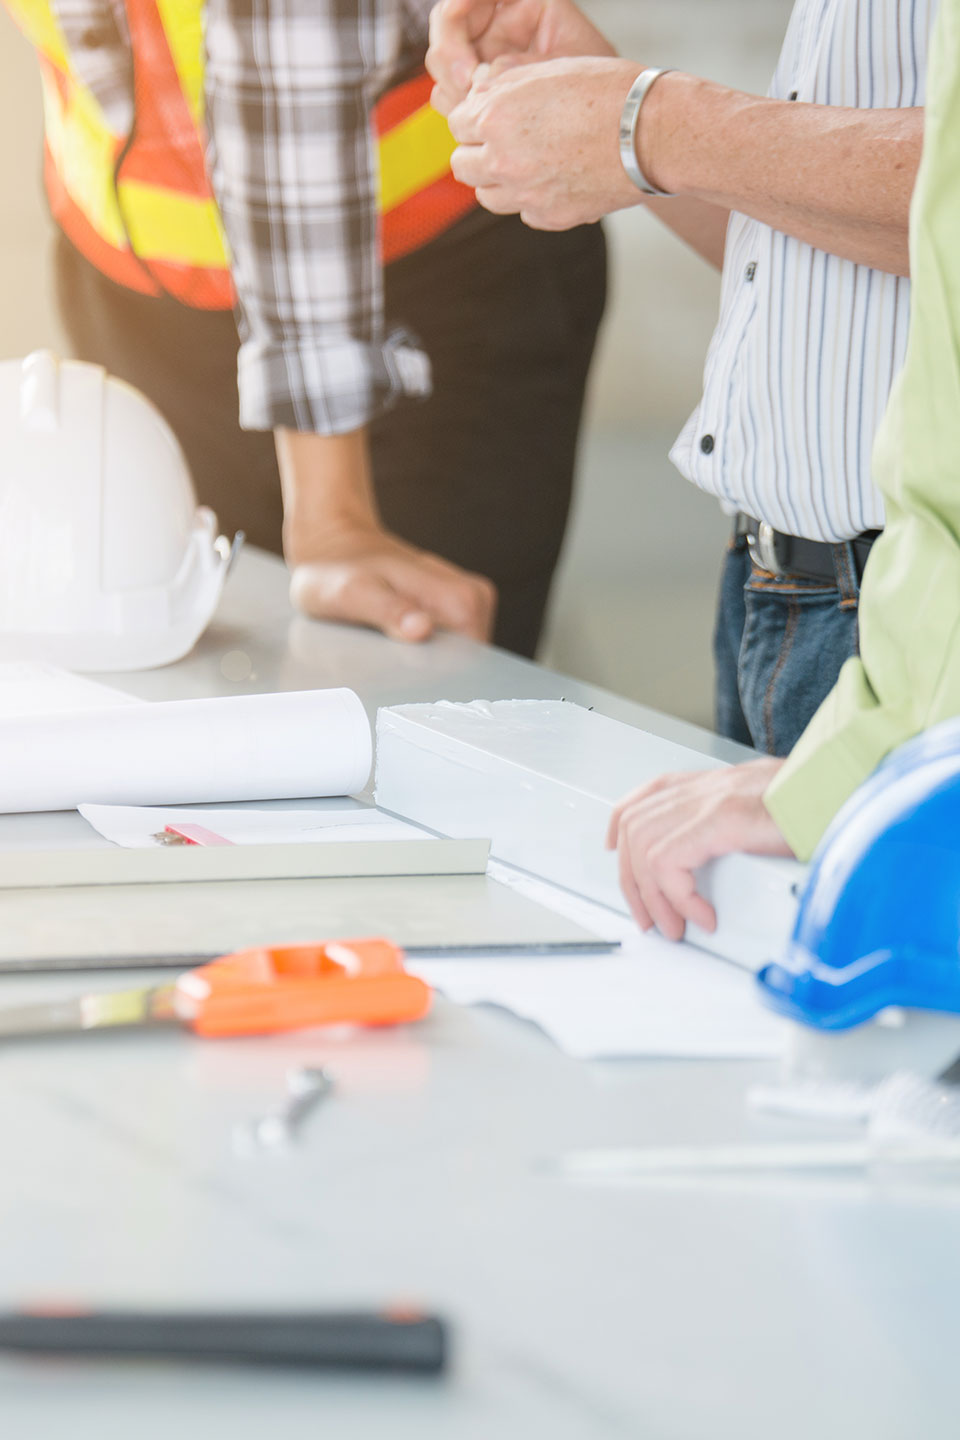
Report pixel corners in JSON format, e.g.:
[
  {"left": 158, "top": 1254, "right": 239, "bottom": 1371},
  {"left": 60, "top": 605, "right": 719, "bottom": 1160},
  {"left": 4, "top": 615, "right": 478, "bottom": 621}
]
[
  {"left": 78, "top": 802, "right": 429, "bottom": 848},
  {"left": 409, "top": 862, "right": 786, "bottom": 1059},
  {"left": 0, "top": 687, "right": 372, "bottom": 813},
  {"left": 0, "top": 661, "right": 138, "bottom": 718}
]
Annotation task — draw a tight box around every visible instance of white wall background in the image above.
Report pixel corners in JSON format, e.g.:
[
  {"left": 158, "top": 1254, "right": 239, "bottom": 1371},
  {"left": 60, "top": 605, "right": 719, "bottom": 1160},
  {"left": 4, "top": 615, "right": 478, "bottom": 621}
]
[{"left": 0, "top": 0, "right": 792, "bottom": 726}]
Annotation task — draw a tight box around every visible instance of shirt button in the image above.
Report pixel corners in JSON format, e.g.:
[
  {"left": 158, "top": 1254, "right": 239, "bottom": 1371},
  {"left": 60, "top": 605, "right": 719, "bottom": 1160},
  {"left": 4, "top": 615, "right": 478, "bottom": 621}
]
[
  {"left": 700, "top": 434, "right": 715, "bottom": 455},
  {"left": 745, "top": 262, "right": 757, "bottom": 282},
  {"left": 788, "top": 90, "right": 798, "bottom": 101}
]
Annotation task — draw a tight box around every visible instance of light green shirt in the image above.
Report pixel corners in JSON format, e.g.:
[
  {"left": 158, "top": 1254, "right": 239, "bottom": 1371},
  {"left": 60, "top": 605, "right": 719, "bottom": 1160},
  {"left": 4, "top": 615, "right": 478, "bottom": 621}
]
[{"left": 764, "top": 0, "right": 960, "bottom": 861}]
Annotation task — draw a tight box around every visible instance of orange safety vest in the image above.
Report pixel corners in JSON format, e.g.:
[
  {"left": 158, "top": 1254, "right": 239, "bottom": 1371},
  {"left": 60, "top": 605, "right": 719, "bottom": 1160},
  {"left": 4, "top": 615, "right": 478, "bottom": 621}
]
[{"left": 5, "top": 0, "right": 476, "bottom": 309}]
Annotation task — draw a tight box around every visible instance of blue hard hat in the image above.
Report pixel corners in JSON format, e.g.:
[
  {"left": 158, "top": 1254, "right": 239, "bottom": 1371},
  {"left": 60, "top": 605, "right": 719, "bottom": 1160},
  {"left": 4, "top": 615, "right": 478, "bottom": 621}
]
[{"left": 757, "top": 717, "right": 960, "bottom": 1030}]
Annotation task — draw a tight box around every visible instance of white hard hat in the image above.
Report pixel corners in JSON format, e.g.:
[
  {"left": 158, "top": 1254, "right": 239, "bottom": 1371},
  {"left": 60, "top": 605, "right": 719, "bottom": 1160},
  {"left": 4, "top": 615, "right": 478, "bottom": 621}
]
[{"left": 0, "top": 351, "right": 237, "bottom": 672}]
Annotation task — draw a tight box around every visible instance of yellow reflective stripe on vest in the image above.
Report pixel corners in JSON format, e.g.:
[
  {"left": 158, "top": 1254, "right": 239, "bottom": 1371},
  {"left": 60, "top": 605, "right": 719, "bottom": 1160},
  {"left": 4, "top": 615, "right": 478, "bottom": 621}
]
[
  {"left": 377, "top": 103, "right": 457, "bottom": 214},
  {"left": 41, "top": 60, "right": 230, "bottom": 267},
  {"left": 40, "top": 65, "right": 128, "bottom": 249},
  {"left": 121, "top": 179, "right": 228, "bottom": 267},
  {"left": 155, "top": 0, "right": 205, "bottom": 125}
]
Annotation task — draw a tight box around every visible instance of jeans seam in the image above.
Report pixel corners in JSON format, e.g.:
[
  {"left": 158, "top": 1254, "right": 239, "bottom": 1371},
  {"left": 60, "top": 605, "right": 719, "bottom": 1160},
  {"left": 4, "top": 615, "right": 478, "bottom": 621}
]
[
  {"left": 745, "top": 576, "right": 838, "bottom": 596},
  {"left": 762, "top": 598, "right": 801, "bottom": 755},
  {"left": 737, "top": 580, "right": 759, "bottom": 729}
]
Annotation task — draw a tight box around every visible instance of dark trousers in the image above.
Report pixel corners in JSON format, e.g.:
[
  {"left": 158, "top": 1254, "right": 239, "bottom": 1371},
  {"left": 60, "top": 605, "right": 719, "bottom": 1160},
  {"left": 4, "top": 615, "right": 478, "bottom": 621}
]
[
  {"left": 54, "top": 213, "right": 606, "bottom": 657},
  {"left": 714, "top": 536, "right": 861, "bottom": 755}
]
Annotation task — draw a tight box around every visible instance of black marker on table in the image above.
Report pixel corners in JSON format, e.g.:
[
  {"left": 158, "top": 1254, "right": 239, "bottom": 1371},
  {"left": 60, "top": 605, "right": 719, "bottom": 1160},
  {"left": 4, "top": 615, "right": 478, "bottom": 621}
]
[{"left": 0, "top": 1308, "right": 448, "bottom": 1374}]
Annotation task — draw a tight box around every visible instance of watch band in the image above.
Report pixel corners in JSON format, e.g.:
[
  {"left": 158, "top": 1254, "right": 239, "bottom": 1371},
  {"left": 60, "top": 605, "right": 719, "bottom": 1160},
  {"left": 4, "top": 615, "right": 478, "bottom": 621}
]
[{"left": 618, "top": 68, "right": 675, "bottom": 197}]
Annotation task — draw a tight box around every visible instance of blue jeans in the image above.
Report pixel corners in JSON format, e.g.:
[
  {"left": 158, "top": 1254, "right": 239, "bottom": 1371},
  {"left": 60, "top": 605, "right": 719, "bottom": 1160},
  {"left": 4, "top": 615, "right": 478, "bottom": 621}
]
[{"left": 714, "top": 537, "right": 861, "bottom": 755}]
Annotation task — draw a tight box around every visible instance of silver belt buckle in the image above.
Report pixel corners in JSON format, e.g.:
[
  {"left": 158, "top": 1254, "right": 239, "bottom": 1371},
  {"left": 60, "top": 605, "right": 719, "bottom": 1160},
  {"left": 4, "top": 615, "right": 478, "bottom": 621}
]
[{"left": 746, "top": 521, "right": 780, "bottom": 576}]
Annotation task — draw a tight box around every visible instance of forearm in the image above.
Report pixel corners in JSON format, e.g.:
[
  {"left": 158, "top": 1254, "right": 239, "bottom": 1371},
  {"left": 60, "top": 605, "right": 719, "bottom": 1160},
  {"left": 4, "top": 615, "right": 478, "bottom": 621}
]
[
  {"left": 641, "top": 194, "right": 729, "bottom": 270},
  {"left": 276, "top": 426, "right": 498, "bottom": 642},
  {"left": 276, "top": 428, "right": 378, "bottom": 564},
  {"left": 447, "top": 56, "right": 918, "bottom": 272},
  {"left": 641, "top": 73, "right": 921, "bottom": 276}
]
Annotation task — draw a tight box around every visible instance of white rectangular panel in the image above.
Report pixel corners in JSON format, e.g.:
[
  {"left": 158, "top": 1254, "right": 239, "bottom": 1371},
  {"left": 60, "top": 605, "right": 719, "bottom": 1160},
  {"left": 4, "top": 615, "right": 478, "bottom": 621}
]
[{"left": 376, "top": 699, "right": 804, "bottom": 970}]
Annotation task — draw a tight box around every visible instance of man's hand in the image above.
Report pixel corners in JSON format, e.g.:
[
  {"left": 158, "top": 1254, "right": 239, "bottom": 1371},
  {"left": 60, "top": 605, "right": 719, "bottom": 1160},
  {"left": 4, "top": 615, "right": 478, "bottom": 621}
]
[
  {"left": 448, "top": 57, "right": 644, "bottom": 229},
  {"left": 276, "top": 426, "right": 496, "bottom": 644},
  {"left": 606, "top": 758, "right": 795, "bottom": 941},
  {"left": 289, "top": 524, "right": 496, "bottom": 643},
  {"left": 427, "top": 0, "right": 615, "bottom": 115}
]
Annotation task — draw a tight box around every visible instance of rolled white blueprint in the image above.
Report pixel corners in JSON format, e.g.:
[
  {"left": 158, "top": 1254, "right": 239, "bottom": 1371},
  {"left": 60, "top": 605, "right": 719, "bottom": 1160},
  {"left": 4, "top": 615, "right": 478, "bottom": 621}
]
[{"left": 0, "top": 688, "right": 372, "bottom": 813}]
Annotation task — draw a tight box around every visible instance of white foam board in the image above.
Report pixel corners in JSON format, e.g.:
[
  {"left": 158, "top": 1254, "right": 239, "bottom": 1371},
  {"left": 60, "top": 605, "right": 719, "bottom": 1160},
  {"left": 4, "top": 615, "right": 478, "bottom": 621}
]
[{"left": 375, "top": 700, "right": 805, "bottom": 970}]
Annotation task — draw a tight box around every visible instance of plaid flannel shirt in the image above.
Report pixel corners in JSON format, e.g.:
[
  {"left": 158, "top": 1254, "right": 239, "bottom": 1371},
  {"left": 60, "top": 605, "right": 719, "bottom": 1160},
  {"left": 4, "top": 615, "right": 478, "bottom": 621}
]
[{"left": 51, "top": 0, "right": 435, "bottom": 433}]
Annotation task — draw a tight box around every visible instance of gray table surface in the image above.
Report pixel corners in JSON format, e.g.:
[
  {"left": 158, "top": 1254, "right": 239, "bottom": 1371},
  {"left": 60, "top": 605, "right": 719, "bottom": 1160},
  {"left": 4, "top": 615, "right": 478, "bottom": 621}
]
[{"left": 0, "top": 549, "right": 956, "bottom": 1439}]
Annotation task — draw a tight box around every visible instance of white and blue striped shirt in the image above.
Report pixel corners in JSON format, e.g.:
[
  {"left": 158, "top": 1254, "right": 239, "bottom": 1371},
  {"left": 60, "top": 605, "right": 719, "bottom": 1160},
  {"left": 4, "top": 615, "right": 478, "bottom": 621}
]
[{"left": 670, "top": 0, "right": 937, "bottom": 542}]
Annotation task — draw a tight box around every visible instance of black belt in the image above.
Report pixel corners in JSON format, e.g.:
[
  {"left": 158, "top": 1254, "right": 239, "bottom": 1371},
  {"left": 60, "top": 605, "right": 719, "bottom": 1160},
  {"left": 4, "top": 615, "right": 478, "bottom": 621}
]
[{"left": 735, "top": 514, "right": 881, "bottom": 584}]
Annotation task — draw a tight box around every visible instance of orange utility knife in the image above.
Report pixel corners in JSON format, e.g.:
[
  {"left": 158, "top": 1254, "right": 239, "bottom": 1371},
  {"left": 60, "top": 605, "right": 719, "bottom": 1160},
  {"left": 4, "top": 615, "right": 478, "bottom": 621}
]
[{"left": 0, "top": 940, "right": 431, "bottom": 1040}]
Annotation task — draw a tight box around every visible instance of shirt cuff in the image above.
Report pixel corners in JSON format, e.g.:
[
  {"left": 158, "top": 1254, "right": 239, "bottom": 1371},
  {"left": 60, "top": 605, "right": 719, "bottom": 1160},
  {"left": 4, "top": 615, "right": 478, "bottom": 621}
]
[
  {"left": 763, "top": 733, "right": 869, "bottom": 862},
  {"left": 237, "top": 330, "right": 432, "bottom": 434},
  {"left": 762, "top": 662, "right": 908, "bottom": 861}
]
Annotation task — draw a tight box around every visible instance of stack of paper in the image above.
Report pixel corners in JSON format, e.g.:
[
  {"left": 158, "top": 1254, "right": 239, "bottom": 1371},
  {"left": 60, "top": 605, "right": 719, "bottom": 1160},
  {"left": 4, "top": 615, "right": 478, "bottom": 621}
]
[
  {"left": 412, "top": 951, "right": 784, "bottom": 1060},
  {"left": 78, "top": 803, "right": 428, "bottom": 848},
  {"left": 410, "top": 865, "right": 786, "bottom": 1060}
]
